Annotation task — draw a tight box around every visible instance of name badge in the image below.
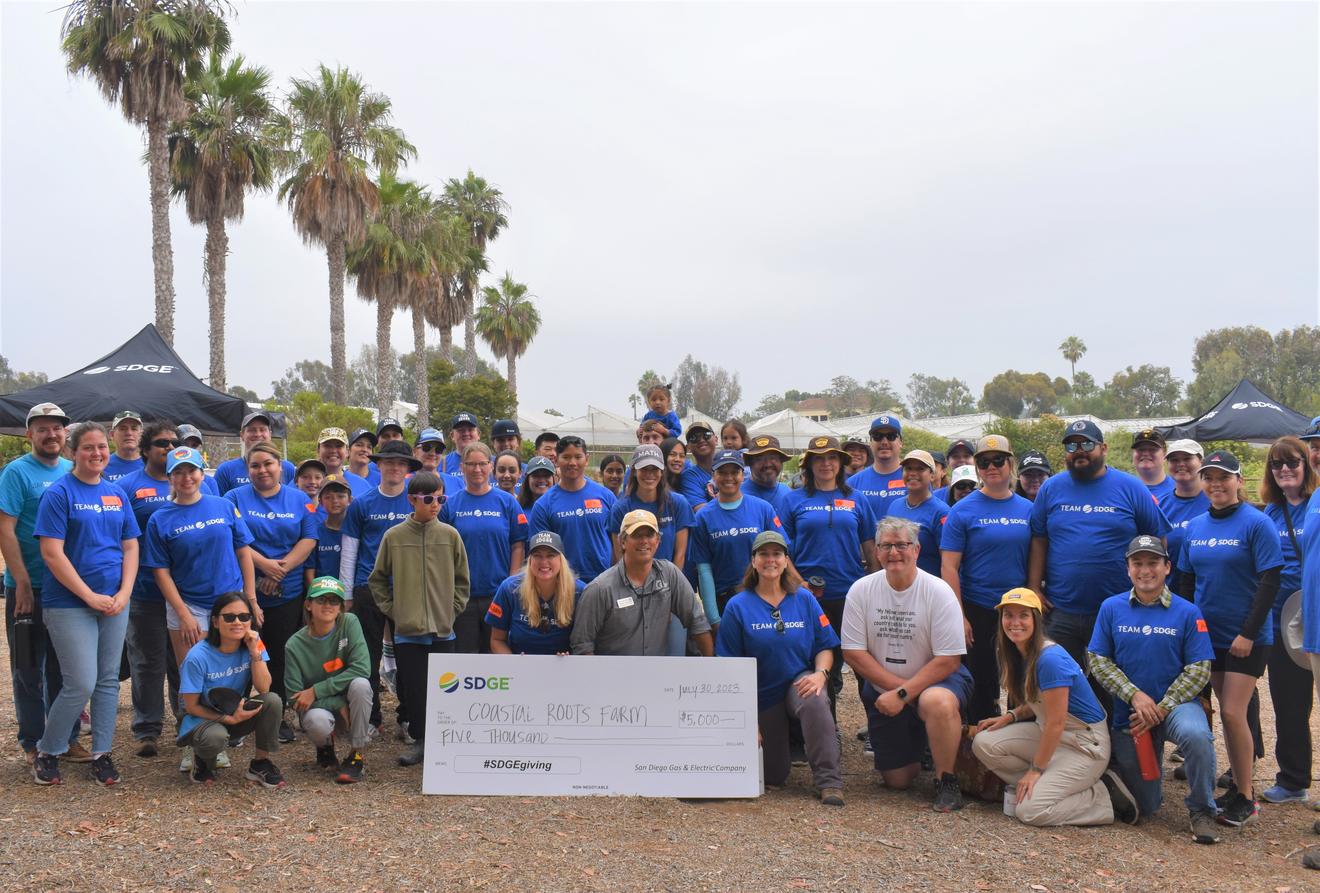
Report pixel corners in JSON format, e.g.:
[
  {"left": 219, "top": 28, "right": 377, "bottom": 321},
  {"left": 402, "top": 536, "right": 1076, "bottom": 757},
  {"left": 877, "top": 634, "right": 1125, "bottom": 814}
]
[{"left": 616, "top": 596, "right": 635, "bottom": 609}]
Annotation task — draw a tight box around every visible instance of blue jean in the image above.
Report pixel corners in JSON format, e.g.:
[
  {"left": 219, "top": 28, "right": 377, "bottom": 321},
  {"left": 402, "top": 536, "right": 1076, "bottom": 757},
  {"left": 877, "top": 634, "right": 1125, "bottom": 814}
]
[
  {"left": 1111, "top": 700, "right": 1217, "bottom": 816},
  {"left": 37, "top": 605, "right": 129, "bottom": 756},
  {"left": 4, "top": 587, "right": 76, "bottom": 752}
]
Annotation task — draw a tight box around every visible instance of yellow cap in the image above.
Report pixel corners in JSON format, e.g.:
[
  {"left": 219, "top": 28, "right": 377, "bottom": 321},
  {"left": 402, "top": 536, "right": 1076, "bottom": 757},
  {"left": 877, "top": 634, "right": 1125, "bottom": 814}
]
[{"left": 995, "top": 587, "right": 1043, "bottom": 612}]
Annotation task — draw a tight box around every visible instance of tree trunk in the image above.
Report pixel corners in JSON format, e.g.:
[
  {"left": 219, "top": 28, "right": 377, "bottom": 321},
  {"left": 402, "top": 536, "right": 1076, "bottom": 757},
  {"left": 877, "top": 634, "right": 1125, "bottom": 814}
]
[
  {"left": 462, "top": 281, "right": 477, "bottom": 376},
  {"left": 376, "top": 298, "right": 394, "bottom": 418},
  {"left": 507, "top": 354, "right": 517, "bottom": 414},
  {"left": 205, "top": 211, "right": 228, "bottom": 392},
  {"left": 439, "top": 326, "right": 453, "bottom": 365},
  {"left": 146, "top": 115, "right": 177, "bottom": 345},
  {"left": 327, "top": 234, "right": 348, "bottom": 404},
  {"left": 413, "top": 307, "right": 429, "bottom": 429}
]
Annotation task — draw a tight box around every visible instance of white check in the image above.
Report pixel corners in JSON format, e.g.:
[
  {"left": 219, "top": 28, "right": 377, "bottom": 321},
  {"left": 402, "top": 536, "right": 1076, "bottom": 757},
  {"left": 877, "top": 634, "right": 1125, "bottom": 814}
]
[{"left": 422, "top": 654, "right": 762, "bottom": 797}]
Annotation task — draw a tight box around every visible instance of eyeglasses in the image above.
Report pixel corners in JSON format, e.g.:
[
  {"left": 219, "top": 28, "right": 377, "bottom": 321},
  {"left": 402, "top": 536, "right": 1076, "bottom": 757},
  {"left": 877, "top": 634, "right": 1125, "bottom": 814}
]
[
  {"left": 877, "top": 541, "right": 914, "bottom": 552},
  {"left": 1270, "top": 456, "right": 1303, "bottom": 471},
  {"left": 309, "top": 596, "right": 342, "bottom": 606},
  {"left": 463, "top": 460, "right": 491, "bottom": 468},
  {"left": 218, "top": 612, "right": 252, "bottom": 623},
  {"left": 411, "top": 494, "right": 447, "bottom": 505},
  {"left": 417, "top": 443, "right": 443, "bottom": 453},
  {"left": 687, "top": 431, "right": 714, "bottom": 442},
  {"left": 1064, "top": 440, "right": 1098, "bottom": 454},
  {"left": 976, "top": 455, "right": 1010, "bottom": 470},
  {"left": 151, "top": 439, "right": 182, "bottom": 449},
  {"left": 871, "top": 432, "right": 899, "bottom": 443},
  {"left": 770, "top": 608, "right": 786, "bottom": 634}
]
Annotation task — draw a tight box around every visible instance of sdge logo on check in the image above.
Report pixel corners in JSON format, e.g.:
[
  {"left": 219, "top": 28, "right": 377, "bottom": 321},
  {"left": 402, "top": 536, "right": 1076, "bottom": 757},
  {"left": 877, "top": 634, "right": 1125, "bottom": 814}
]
[{"left": 439, "top": 672, "right": 511, "bottom": 693}]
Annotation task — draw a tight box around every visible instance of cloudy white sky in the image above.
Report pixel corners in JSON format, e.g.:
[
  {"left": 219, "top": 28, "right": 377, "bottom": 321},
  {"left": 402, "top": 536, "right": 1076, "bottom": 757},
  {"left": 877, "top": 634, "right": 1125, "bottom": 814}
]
[{"left": 2, "top": 1, "right": 1316, "bottom": 418}]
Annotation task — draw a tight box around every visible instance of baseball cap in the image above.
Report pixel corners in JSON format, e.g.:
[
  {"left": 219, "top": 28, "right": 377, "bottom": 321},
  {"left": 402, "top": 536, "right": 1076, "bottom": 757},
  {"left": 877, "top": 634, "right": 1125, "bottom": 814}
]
[
  {"left": 25, "top": 402, "right": 70, "bottom": 426},
  {"left": 712, "top": 449, "right": 745, "bottom": 470},
  {"left": 995, "top": 587, "right": 1044, "bottom": 612},
  {"left": 296, "top": 458, "right": 327, "bottom": 478},
  {"left": 165, "top": 446, "right": 205, "bottom": 473},
  {"left": 802, "top": 436, "right": 849, "bottom": 460},
  {"left": 620, "top": 509, "right": 660, "bottom": 536},
  {"left": 307, "top": 576, "right": 346, "bottom": 601},
  {"left": 899, "top": 449, "right": 937, "bottom": 473},
  {"left": 1062, "top": 419, "right": 1104, "bottom": 443},
  {"left": 112, "top": 410, "right": 142, "bottom": 427},
  {"left": 1302, "top": 422, "right": 1320, "bottom": 442},
  {"left": 686, "top": 421, "right": 715, "bottom": 440},
  {"left": 630, "top": 444, "right": 665, "bottom": 470},
  {"left": 1018, "top": 450, "right": 1052, "bottom": 475},
  {"left": 241, "top": 410, "right": 273, "bottom": 430},
  {"left": 491, "top": 419, "right": 520, "bottom": 439},
  {"left": 1125, "top": 535, "right": 1168, "bottom": 560},
  {"left": 178, "top": 424, "right": 203, "bottom": 445},
  {"left": 870, "top": 414, "right": 902, "bottom": 435},
  {"left": 527, "top": 530, "right": 565, "bottom": 556},
  {"left": 743, "top": 434, "right": 790, "bottom": 459},
  {"left": 450, "top": 412, "right": 478, "bottom": 430},
  {"left": 317, "top": 427, "right": 348, "bottom": 446},
  {"left": 930, "top": 450, "right": 947, "bottom": 467},
  {"left": 946, "top": 438, "right": 975, "bottom": 457},
  {"left": 525, "top": 455, "right": 556, "bottom": 475},
  {"left": 1131, "top": 428, "right": 1166, "bottom": 449},
  {"left": 370, "top": 440, "right": 422, "bottom": 471},
  {"left": 1165, "top": 439, "right": 1203, "bottom": 458},
  {"left": 416, "top": 427, "right": 445, "bottom": 446},
  {"left": 317, "top": 474, "right": 352, "bottom": 497},
  {"left": 1201, "top": 449, "right": 1241, "bottom": 475},
  {"left": 951, "top": 465, "right": 978, "bottom": 487},
  {"left": 752, "top": 530, "right": 789, "bottom": 553},
  {"left": 974, "top": 435, "right": 1014, "bottom": 457},
  {"left": 349, "top": 427, "right": 377, "bottom": 447},
  {"left": 376, "top": 417, "right": 403, "bottom": 436}
]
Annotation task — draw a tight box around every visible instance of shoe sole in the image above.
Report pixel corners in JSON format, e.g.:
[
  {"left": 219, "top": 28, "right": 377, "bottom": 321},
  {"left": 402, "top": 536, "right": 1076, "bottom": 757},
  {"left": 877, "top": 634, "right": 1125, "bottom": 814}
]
[
  {"left": 32, "top": 774, "right": 61, "bottom": 786},
  {"left": 190, "top": 775, "right": 214, "bottom": 786},
  {"left": 246, "top": 773, "right": 286, "bottom": 789},
  {"left": 1104, "top": 770, "right": 1140, "bottom": 825},
  {"left": 1217, "top": 811, "right": 1259, "bottom": 828},
  {"left": 1193, "top": 833, "right": 1222, "bottom": 844},
  {"left": 93, "top": 776, "right": 119, "bottom": 786},
  {"left": 335, "top": 774, "right": 362, "bottom": 784},
  {"left": 1261, "top": 792, "right": 1307, "bottom": 804}
]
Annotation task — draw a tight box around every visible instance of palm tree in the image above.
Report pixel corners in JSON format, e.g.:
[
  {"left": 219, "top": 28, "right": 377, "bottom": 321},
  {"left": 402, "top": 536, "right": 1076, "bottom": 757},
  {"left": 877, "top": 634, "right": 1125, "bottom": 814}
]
[
  {"left": 168, "top": 52, "right": 276, "bottom": 392},
  {"left": 1058, "top": 335, "right": 1088, "bottom": 386},
  {"left": 273, "top": 65, "right": 415, "bottom": 404},
  {"left": 476, "top": 273, "right": 541, "bottom": 411},
  {"left": 441, "top": 171, "right": 508, "bottom": 376},
  {"left": 410, "top": 204, "right": 468, "bottom": 426},
  {"left": 61, "top": 0, "right": 230, "bottom": 346}
]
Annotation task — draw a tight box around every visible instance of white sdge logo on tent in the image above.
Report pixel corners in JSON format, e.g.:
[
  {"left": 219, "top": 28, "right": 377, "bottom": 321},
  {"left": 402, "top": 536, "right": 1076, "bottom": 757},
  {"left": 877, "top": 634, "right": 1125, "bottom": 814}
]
[
  {"left": 84, "top": 363, "right": 175, "bottom": 375},
  {"left": 1229, "top": 401, "right": 1283, "bottom": 413}
]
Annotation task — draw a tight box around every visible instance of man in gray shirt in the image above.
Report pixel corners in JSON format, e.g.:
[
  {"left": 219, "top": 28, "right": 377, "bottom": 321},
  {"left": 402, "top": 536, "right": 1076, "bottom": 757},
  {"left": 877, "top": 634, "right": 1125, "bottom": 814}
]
[{"left": 571, "top": 510, "right": 713, "bottom": 657}]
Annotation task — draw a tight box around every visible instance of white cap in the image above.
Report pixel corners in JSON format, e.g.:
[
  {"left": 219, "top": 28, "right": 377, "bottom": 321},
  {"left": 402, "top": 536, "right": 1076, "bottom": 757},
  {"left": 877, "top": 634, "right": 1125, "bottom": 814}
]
[
  {"left": 951, "top": 465, "right": 979, "bottom": 486},
  {"left": 1165, "top": 439, "right": 1203, "bottom": 458}
]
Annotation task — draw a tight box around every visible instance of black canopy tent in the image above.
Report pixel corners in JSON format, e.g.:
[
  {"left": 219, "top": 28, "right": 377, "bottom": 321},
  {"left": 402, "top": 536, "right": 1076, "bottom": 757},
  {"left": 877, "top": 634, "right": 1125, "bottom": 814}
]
[
  {"left": 1156, "top": 379, "right": 1311, "bottom": 444},
  {"left": 0, "top": 324, "right": 284, "bottom": 436}
]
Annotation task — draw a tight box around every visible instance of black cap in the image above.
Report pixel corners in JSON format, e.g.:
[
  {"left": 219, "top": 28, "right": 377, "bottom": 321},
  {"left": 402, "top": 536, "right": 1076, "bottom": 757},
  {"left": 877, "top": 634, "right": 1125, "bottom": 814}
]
[
  {"left": 947, "top": 438, "right": 975, "bottom": 456},
  {"left": 1131, "top": 428, "right": 1166, "bottom": 449},
  {"left": 349, "top": 427, "right": 377, "bottom": 447},
  {"left": 930, "top": 450, "right": 947, "bottom": 467},
  {"left": 376, "top": 417, "right": 403, "bottom": 437},
  {"left": 1018, "top": 450, "right": 1052, "bottom": 475},
  {"left": 450, "top": 412, "right": 478, "bottom": 430},
  {"left": 1125, "top": 534, "right": 1169, "bottom": 559},
  {"left": 491, "top": 419, "right": 520, "bottom": 439},
  {"left": 370, "top": 439, "right": 422, "bottom": 471},
  {"left": 1201, "top": 449, "right": 1241, "bottom": 475},
  {"left": 241, "top": 411, "right": 273, "bottom": 431}
]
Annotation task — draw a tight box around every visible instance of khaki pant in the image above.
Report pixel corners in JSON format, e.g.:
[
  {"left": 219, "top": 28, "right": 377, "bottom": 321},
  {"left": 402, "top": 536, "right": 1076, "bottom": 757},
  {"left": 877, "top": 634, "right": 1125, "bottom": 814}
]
[{"left": 972, "top": 706, "right": 1114, "bottom": 827}]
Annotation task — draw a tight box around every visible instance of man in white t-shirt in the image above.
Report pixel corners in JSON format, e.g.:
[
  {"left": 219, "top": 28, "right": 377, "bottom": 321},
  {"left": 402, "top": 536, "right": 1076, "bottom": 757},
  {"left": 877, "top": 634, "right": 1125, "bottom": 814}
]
[{"left": 842, "top": 516, "right": 971, "bottom": 813}]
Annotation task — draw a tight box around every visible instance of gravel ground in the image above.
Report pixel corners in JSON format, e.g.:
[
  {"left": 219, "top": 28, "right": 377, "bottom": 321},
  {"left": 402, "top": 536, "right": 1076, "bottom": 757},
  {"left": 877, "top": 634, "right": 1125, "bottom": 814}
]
[{"left": 2, "top": 635, "right": 1320, "bottom": 893}]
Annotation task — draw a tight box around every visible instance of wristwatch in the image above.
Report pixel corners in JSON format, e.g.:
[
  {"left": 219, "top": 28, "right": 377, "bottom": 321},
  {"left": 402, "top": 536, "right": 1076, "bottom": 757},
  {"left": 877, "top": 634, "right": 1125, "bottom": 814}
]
[{"left": 896, "top": 687, "right": 908, "bottom": 702}]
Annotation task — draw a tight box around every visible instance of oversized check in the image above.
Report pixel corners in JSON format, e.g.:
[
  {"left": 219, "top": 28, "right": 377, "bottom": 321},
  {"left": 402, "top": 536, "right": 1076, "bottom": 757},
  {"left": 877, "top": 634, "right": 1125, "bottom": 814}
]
[{"left": 421, "top": 654, "right": 761, "bottom": 797}]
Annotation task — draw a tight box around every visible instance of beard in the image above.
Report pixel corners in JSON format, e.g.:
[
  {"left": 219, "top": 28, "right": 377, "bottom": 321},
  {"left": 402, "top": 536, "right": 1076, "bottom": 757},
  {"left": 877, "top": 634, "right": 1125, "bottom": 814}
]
[{"left": 1067, "top": 457, "right": 1103, "bottom": 481}]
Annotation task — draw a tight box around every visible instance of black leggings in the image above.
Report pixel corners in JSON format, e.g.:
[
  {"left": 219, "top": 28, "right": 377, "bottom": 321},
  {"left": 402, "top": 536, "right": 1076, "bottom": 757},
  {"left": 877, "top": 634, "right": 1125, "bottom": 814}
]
[
  {"left": 821, "top": 599, "right": 847, "bottom": 720},
  {"left": 257, "top": 596, "right": 304, "bottom": 704},
  {"left": 396, "top": 639, "right": 457, "bottom": 742},
  {"left": 352, "top": 587, "right": 389, "bottom": 728},
  {"left": 962, "top": 602, "right": 1001, "bottom": 722}
]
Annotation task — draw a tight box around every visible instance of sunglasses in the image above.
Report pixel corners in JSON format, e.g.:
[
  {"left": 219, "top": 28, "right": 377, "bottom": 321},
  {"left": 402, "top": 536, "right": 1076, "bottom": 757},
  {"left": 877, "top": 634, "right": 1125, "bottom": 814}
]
[
  {"left": 151, "top": 438, "right": 182, "bottom": 449},
  {"left": 411, "top": 493, "right": 447, "bottom": 505},
  {"left": 309, "top": 595, "right": 342, "bottom": 606},
  {"left": 218, "top": 612, "right": 252, "bottom": 623},
  {"left": 687, "top": 431, "right": 714, "bottom": 442},
  {"left": 1064, "top": 440, "right": 1098, "bottom": 454},
  {"left": 1270, "top": 456, "right": 1303, "bottom": 471},
  {"left": 871, "top": 432, "right": 899, "bottom": 443},
  {"left": 417, "top": 442, "right": 444, "bottom": 453},
  {"left": 770, "top": 608, "right": 786, "bottom": 634},
  {"left": 976, "top": 455, "right": 1010, "bottom": 470}
]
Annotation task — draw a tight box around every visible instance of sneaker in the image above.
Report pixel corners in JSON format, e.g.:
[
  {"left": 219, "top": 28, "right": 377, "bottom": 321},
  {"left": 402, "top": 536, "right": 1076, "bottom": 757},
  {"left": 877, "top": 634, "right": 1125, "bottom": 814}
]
[
  {"left": 245, "top": 758, "right": 286, "bottom": 789},
  {"left": 65, "top": 742, "right": 94, "bottom": 763},
  {"left": 1304, "top": 850, "right": 1320, "bottom": 871},
  {"left": 32, "top": 753, "right": 61, "bottom": 785},
  {"left": 228, "top": 735, "right": 246, "bottom": 749},
  {"left": 1216, "top": 791, "right": 1260, "bottom": 827},
  {"left": 214, "top": 750, "right": 231, "bottom": 769},
  {"left": 336, "top": 750, "right": 364, "bottom": 784},
  {"left": 316, "top": 744, "right": 338, "bottom": 770},
  {"left": 1102, "top": 769, "right": 1139, "bottom": 825},
  {"left": 1215, "top": 783, "right": 1239, "bottom": 813},
  {"left": 1190, "top": 809, "right": 1222, "bottom": 844},
  {"left": 1169, "top": 747, "right": 1185, "bottom": 764},
  {"left": 178, "top": 745, "right": 194, "bottom": 773},
  {"left": 932, "top": 773, "right": 963, "bottom": 813},
  {"left": 1173, "top": 764, "right": 1188, "bottom": 781},
  {"left": 861, "top": 735, "right": 873, "bottom": 757},
  {"left": 190, "top": 758, "right": 216, "bottom": 786},
  {"left": 398, "top": 742, "right": 425, "bottom": 767},
  {"left": 790, "top": 742, "right": 808, "bottom": 767},
  {"left": 395, "top": 721, "right": 416, "bottom": 745},
  {"left": 90, "top": 754, "right": 120, "bottom": 786},
  {"left": 1261, "top": 784, "right": 1308, "bottom": 804},
  {"left": 278, "top": 721, "right": 296, "bottom": 744},
  {"left": 135, "top": 738, "right": 158, "bottom": 759},
  {"left": 855, "top": 723, "right": 869, "bottom": 741},
  {"left": 818, "top": 787, "right": 845, "bottom": 807},
  {"left": 1217, "top": 770, "right": 1234, "bottom": 789}
]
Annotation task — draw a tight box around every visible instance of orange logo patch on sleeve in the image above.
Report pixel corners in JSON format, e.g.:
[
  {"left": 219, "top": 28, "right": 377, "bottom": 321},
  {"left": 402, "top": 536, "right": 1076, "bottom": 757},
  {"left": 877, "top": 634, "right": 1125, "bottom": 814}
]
[
  {"left": 488, "top": 602, "right": 504, "bottom": 619},
  {"left": 834, "top": 499, "right": 855, "bottom": 510},
  {"left": 322, "top": 657, "right": 344, "bottom": 673},
  {"left": 516, "top": 513, "right": 527, "bottom": 524},
  {"left": 819, "top": 613, "right": 830, "bottom": 628},
  {"left": 773, "top": 515, "right": 782, "bottom": 528},
  {"left": 134, "top": 488, "right": 157, "bottom": 499},
  {"left": 1196, "top": 618, "right": 1208, "bottom": 633},
  {"left": 100, "top": 494, "right": 122, "bottom": 507},
  {"left": 583, "top": 499, "right": 603, "bottom": 509},
  {"left": 305, "top": 503, "right": 317, "bottom": 513}
]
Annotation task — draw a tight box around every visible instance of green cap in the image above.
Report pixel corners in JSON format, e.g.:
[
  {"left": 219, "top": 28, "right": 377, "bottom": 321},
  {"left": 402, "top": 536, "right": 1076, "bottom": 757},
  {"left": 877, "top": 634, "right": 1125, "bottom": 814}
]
[{"left": 307, "top": 576, "right": 346, "bottom": 601}]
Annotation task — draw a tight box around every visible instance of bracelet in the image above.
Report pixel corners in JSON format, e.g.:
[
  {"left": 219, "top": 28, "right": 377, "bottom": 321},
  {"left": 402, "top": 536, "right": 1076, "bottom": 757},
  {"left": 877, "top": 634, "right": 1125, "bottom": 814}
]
[
  {"left": 1029, "top": 762, "right": 1046, "bottom": 773},
  {"left": 1007, "top": 709, "right": 1018, "bottom": 723}
]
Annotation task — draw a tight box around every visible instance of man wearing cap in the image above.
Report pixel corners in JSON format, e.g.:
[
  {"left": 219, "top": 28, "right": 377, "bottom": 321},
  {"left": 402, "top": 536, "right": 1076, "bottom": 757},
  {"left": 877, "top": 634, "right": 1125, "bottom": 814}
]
[
  {"left": 676, "top": 421, "right": 719, "bottom": 506},
  {"left": 442, "top": 413, "right": 480, "bottom": 475},
  {"left": 376, "top": 417, "right": 405, "bottom": 445},
  {"left": 1028, "top": 419, "right": 1171, "bottom": 674},
  {"left": 1087, "top": 536, "right": 1219, "bottom": 843},
  {"left": 491, "top": 419, "right": 522, "bottom": 455},
  {"left": 932, "top": 438, "right": 975, "bottom": 503},
  {"left": 886, "top": 449, "right": 950, "bottom": 579},
  {"left": 742, "top": 435, "right": 793, "bottom": 517},
  {"left": 347, "top": 428, "right": 381, "bottom": 485},
  {"left": 571, "top": 510, "right": 712, "bottom": 657},
  {"left": 1158, "top": 440, "right": 1208, "bottom": 578},
  {"left": 1132, "top": 428, "right": 1175, "bottom": 501},
  {"left": 177, "top": 425, "right": 220, "bottom": 495},
  {"left": 0, "top": 403, "right": 80, "bottom": 763},
  {"left": 213, "top": 412, "right": 296, "bottom": 495},
  {"left": 847, "top": 415, "right": 907, "bottom": 519},
  {"left": 104, "top": 410, "right": 145, "bottom": 484},
  {"left": 316, "top": 428, "right": 371, "bottom": 498}
]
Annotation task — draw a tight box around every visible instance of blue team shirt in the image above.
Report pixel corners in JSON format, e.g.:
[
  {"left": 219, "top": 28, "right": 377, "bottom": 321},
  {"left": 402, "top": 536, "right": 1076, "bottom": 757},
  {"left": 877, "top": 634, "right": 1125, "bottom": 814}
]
[
  {"left": 442, "top": 452, "right": 462, "bottom": 476},
  {"left": 336, "top": 470, "right": 372, "bottom": 498},
  {"left": 846, "top": 466, "right": 908, "bottom": 520},
  {"left": 342, "top": 488, "right": 413, "bottom": 587},
  {"left": 103, "top": 453, "right": 143, "bottom": 485},
  {"left": 1036, "top": 643, "right": 1105, "bottom": 723},
  {"left": 213, "top": 456, "right": 297, "bottom": 495},
  {"left": 608, "top": 492, "right": 695, "bottom": 563},
  {"left": 1029, "top": 467, "right": 1171, "bottom": 614},
  {"left": 1263, "top": 497, "right": 1309, "bottom": 610},
  {"left": 0, "top": 453, "right": 73, "bottom": 590},
  {"left": 742, "top": 479, "right": 793, "bottom": 518},
  {"left": 441, "top": 487, "right": 529, "bottom": 597},
  {"left": 939, "top": 490, "right": 1034, "bottom": 610},
  {"left": 782, "top": 488, "right": 874, "bottom": 601},
  {"left": 1145, "top": 476, "right": 1176, "bottom": 501},
  {"left": 688, "top": 496, "right": 785, "bottom": 595},
  {"left": 142, "top": 496, "right": 253, "bottom": 608},
  {"left": 527, "top": 481, "right": 617, "bottom": 583},
  {"left": 33, "top": 475, "right": 140, "bottom": 609},
  {"left": 675, "top": 464, "right": 713, "bottom": 507},
  {"left": 312, "top": 518, "right": 344, "bottom": 578},
  {"left": 360, "top": 464, "right": 382, "bottom": 486},
  {"left": 1302, "top": 497, "right": 1320, "bottom": 652},
  {"left": 1158, "top": 490, "right": 1210, "bottom": 569},
  {"left": 201, "top": 474, "right": 220, "bottom": 496},
  {"left": 886, "top": 495, "right": 950, "bottom": 577},
  {"left": 177, "top": 640, "right": 268, "bottom": 739},
  {"left": 641, "top": 409, "right": 682, "bottom": 438},
  {"left": 485, "top": 574, "right": 587, "bottom": 654},
  {"left": 1088, "top": 590, "right": 1215, "bottom": 729},
  {"left": 716, "top": 587, "right": 840, "bottom": 711},
  {"left": 1177, "top": 504, "right": 1285, "bottom": 648},
  {"left": 225, "top": 485, "right": 317, "bottom": 605},
  {"left": 121, "top": 469, "right": 174, "bottom": 604}
]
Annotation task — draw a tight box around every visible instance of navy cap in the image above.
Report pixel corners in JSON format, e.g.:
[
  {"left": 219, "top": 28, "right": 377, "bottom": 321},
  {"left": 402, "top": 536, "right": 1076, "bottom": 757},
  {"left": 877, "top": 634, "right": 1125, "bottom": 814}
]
[
  {"left": 349, "top": 427, "right": 377, "bottom": 447},
  {"left": 1125, "top": 534, "right": 1168, "bottom": 559},
  {"left": 712, "top": 449, "right": 745, "bottom": 470},
  {"left": 450, "top": 412, "right": 478, "bottom": 430},
  {"left": 491, "top": 419, "right": 520, "bottom": 439},
  {"left": 870, "top": 414, "right": 902, "bottom": 435},
  {"left": 376, "top": 417, "right": 403, "bottom": 436},
  {"left": 1201, "top": 449, "right": 1241, "bottom": 475},
  {"left": 930, "top": 450, "right": 947, "bottom": 467},
  {"left": 526, "top": 455, "right": 556, "bottom": 475},
  {"left": 527, "top": 530, "right": 565, "bottom": 556},
  {"left": 1302, "top": 422, "right": 1320, "bottom": 442},
  {"left": 1061, "top": 419, "right": 1105, "bottom": 444},
  {"left": 241, "top": 411, "right": 273, "bottom": 431},
  {"left": 946, "top": 438, "right": 975, "bottom": 456}
]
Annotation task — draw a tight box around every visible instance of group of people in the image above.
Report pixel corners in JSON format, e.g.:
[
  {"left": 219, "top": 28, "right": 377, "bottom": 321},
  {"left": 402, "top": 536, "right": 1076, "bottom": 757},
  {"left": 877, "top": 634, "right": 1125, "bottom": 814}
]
[{"left": 6, "top": 390, "right": 1320, "bottom": 857}]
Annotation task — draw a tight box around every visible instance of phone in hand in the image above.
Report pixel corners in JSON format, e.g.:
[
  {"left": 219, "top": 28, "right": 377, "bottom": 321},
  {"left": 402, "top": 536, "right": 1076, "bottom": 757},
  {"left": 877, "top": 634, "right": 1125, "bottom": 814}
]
[{"left": 242, "top": 698, "right": 265, "bottom": 712}]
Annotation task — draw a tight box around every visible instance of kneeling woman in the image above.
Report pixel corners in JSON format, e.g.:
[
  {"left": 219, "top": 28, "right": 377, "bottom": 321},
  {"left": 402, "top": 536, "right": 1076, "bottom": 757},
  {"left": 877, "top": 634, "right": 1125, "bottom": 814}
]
[
  {"left": 487, "top": 531, "right": 585, "bottom": 654},
  {"left": 177, "top": 593, "right": 284, "bottom": 788},
  {"left": 716, "top": 531, "right": 842, "bottom": 806},
  {"left": 284, "top": 576, "right": 371, "bottom": 784},
  {"left": 973, "top": 588, "right": 1135, "bottom": 826}
]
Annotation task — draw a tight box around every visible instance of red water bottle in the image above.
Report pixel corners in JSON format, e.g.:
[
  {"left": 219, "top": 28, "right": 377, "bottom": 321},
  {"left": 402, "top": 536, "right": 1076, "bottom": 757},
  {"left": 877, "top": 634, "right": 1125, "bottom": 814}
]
[{"left": 1132, "top": 728, "right": 1160, "bottom": 781}]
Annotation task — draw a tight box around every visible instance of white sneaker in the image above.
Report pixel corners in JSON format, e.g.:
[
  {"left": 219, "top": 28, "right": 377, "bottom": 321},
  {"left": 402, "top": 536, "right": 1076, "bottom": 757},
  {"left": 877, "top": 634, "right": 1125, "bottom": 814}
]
[
  {"left": 178, "top": 745, "right": 194, "bottom": 773},
  {"left": 215, "top": 750, "right": 231, "bottom": 769}
]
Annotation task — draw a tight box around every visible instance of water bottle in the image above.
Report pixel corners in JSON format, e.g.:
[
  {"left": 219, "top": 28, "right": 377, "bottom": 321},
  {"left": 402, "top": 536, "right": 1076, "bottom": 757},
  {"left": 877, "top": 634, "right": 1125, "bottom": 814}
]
[{"left": 1132, "top": 728, "right": 1160, "bottom": 781}]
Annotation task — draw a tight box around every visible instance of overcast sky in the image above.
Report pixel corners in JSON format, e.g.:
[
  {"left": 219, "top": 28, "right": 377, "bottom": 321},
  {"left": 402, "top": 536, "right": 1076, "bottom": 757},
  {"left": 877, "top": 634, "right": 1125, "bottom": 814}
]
[{"left": 2, "top": 1, "right": 1316, "bottom": 419}]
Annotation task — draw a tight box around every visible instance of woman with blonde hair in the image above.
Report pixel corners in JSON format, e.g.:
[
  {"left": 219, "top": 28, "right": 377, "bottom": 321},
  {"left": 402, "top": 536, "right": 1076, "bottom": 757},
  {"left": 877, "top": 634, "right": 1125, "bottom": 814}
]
[{"left": 487, "top": 531, "right": 584, "bottom": 654}]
